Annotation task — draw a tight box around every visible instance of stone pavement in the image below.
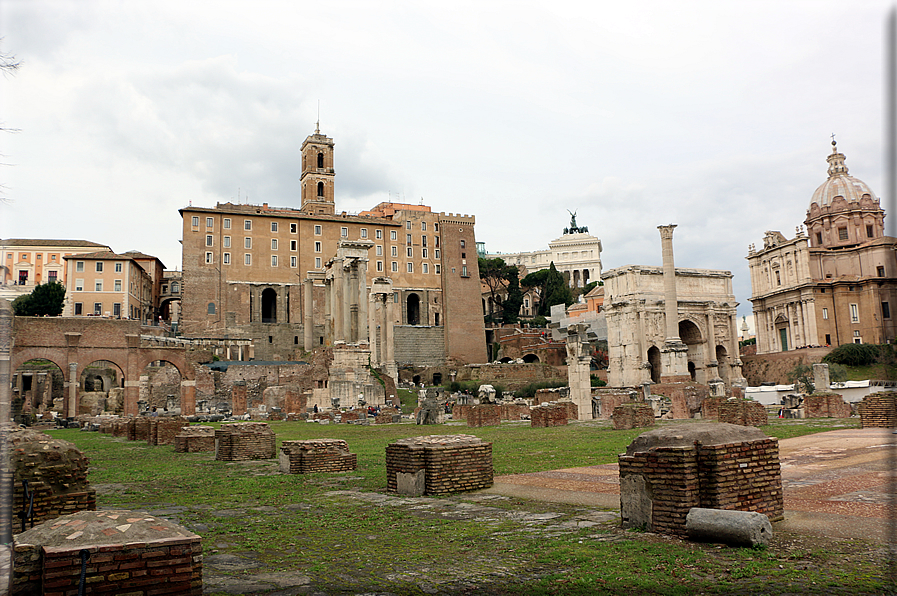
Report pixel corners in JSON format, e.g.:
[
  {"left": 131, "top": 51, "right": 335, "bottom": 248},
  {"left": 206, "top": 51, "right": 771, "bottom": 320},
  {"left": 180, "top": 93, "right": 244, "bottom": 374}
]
[{"left": 486, "top": 427, "right": 897, "bottom": 542}]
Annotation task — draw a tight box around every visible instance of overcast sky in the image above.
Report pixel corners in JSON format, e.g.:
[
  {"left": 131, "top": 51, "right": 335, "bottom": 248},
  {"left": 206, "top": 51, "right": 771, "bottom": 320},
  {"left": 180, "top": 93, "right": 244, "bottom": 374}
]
[{"left": 1, "top": 1, "right": 893, "bottom": 324}]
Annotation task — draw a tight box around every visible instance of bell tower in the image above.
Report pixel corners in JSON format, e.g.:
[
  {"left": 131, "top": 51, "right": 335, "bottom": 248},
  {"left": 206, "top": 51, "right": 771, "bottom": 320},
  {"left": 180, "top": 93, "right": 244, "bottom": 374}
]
[{"left": 300, "top": 122, "right": 336, "bottom": 215}]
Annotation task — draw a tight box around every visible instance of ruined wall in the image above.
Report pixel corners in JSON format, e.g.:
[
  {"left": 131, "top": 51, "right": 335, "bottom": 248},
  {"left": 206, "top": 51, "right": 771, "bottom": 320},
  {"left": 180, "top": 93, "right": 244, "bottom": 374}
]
[
  {"left": 393, "top": 326, "right": 446, "bottom": 366},
  {"left": 651, "top": 382, "right": 708, "bottom": 418},
  {"left": 467, "top": 404, "right": 501, "bottom": 427},
  {"left": 718, "top": 400, "right": 768, "bottom": 427},
  {"left": 594, "top": 388, "right": 636, "bottom": 419},
  {"left": 215, "top": 422, "right": 276, "bottom": 461},
  {"left": 804, "top": 393, "right": 851, "bottom": 418},
  {"left": 531, "top": 403, "right": 568, "bottom": 427},
  {"left": 279, "top": 439, "right": 357, "bottom": 473},
  {"left": 612, "top": 404, "right": 654, "bottom": 430},
  {"left": 858, "top": 391, "right": 897, "bottom": 428},
  {"left": 740, "top": 348, "right": 832, "bottom": 386}
]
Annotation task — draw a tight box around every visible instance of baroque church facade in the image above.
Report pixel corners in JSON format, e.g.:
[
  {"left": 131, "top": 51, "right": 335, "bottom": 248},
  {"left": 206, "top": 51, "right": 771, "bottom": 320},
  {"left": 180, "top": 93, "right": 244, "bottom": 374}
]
[
  {"left": 179, "top": 126, "right": 487, "bottom": 366},
  {"left": 747, "top": 142, "right": 897, "bottom": 353}
]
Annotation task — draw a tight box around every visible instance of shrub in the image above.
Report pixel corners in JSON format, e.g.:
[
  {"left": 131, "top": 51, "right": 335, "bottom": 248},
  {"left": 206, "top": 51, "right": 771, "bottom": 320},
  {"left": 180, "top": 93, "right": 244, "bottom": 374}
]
[
  {"left": 823, "top": 343, "right": 881, "bottom": 367},
  {"left": 590, "top": 375, "right": 606, "bottom": 387}
]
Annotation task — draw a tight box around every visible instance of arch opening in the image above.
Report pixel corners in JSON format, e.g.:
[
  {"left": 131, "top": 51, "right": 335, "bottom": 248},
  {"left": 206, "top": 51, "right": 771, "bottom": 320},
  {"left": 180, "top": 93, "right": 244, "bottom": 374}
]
[
  {"left": 522, "top": 353, "right": 540, "bottom": 363},
  {"left": 407, "top": 293, "right": 420, "bottom": 325},
  {"left": 79, "top": 360, "right": 126, "bottom": 416},
  {"left": 647, "top": 346, "right": 661, "bottom": 384},
  {"left": 262, "top": 288, "right": 277, "bottom": 323},
  {"left": 142, "top": 360, "right": 184, "bottom": 415}
]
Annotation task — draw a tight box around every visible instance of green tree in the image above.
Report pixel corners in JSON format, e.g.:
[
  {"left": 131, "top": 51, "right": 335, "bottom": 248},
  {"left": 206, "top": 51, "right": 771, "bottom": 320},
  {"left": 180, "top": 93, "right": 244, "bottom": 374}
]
[
  {"left": 542, "top": 262, "right": 573, "bottom": 315},
  {"left": 521, "top": 268, "right": 550, "bottom": 315},
  {"left": 12, "top": 282, "right": 66, "bottom": 316},
  {"left": 479, "top": 257, "right": 523, "bottom": 324}
]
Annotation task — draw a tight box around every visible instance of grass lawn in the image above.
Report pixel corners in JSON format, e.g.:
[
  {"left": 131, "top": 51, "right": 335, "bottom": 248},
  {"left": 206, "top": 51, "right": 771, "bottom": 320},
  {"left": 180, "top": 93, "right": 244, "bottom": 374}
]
[{"left": 44, "top": 417, "right": 889, "bottom": 595}]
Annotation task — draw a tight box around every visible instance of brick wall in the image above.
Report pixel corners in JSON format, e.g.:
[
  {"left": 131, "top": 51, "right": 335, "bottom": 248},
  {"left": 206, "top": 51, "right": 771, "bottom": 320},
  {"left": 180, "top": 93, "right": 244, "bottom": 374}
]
[
  {"left": 279, "top": 439, "right": 357, "bottom": 473},
  {"left": 701, "top": 396, "right": 725, "bottom": 420},
  {"left": 231, "top": 381, "right": 248, "bottom": 416},
  {"left": 612, "top": 404, "right": 654, "bottom": 430},
  {"left": 651, "top": 383, "right": 709, "bottom": 418},
  {"left": 531, "top": 403, "right": 568, "bottom": 427},
  {"left": 174, "top": 426, "right": 216, "bottom": 453},
  {"left": 804, "top": 393, "right": 851, "bottom": 418},
  {"left": 594, "top": 389, "right": 633, "bottom": 419},
  {"left": 467, "top": 404, "right": 501, "bottom": 427},
  {"left": 374, "top": 407, "right": 401, "bottom": 424},
  {"left": 386, "top": 435, "right": 493, "bottom": 495},
  {"left": 214, "top": 422, "right": 276, "bottom": 461},
  {"left": 340, "top": 410, "right": 367, "bottom": 423},
  {"left": 718, "top": 400, "right": 768, "bottom": 427},
  {"left": 500, "top": 403, "right": 531, "bottom": 420},
  {"left": 619, "top": 437, "right": 783, "bottom": 537},
  {"left": 858, "top": 391, "right": 897, "bottom": 428},
  {"left": 147, "top": 418, "right": 189, "bottom": 446}
]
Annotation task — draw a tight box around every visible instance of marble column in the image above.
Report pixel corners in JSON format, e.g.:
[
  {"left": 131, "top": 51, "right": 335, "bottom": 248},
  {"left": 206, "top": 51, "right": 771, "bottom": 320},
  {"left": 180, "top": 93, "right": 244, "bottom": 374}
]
[
  {"left": 303, "top": 278, "right": 314, "bottom": 351},
  {"left": 67, "top": 362, "right": 78, "bottom": 418}
]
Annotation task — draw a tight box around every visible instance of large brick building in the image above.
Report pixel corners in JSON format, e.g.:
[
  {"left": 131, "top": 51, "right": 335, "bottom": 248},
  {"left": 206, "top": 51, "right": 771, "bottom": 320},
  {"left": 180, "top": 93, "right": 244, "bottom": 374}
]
[
  {"left": 747, "top": 141, "right": 897, "bottom": 352},
  {"left": 179, "top": 126, "right": 487, "bottom": 364}
]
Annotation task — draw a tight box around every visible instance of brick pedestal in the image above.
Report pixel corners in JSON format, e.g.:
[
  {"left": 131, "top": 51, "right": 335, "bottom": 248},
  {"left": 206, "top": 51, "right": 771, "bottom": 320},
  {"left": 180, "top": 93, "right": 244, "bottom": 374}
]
[
  {"left": 531, "top": 403, "right": 569, "bottom": 427},
  {"left": 279, "top": 439, "right": 357, "bottom": 473},
  {"left": 858, "top": 391, "right": 897, "bottom": 427},
  {"left": 214, "top": 422, "right": 276, "bottom": 460},
  {"left": 466, "top": 404, "right": 501, "bottom": 427},
  {"left": 718, "top": 399, "right": 767, "bottom": 427},
  {"left": 612, "top": 403, "right": 655, "bottom": 430},
  {"left": 804, "top": 393, "right": 851, "bottom": 418},
  {"left": 386, "top": 435, "right": 493, "bottom": 496},
  {"left": 174, "top": 426, "right": 216, "bottom": 453},
  {"left": 147, "top": 417, "right": 189, "bottom": 446}
]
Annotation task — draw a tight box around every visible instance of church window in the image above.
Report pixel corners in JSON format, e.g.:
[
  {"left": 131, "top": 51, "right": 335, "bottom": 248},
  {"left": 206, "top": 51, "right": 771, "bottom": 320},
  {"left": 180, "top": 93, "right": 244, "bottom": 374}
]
[
  {"left": 317, "top": 152, "right": 324, "bottom": 168},
  {"left": 883, "top": 302, "right": 891, "bottom": 319},
  {"left": 822, "top": 308, "right": 828, "bottom": 320},
  {"left": 317, "top": 182, "right": 324, "bottom": 197},
  {"left": 878, "top": 266, "right": 886, "bottom": 277},
  {"left": 867, "top": 225, "right": 874, "bottom": 238},
  {"left": 850, "top": 303, "right": 859, "bottom": 323},
  {"left": 838, "top": 227, "right": 848, "bottom": 240},
  {"left": 775, "top": 271, "right": 781, "bottom": 286}
]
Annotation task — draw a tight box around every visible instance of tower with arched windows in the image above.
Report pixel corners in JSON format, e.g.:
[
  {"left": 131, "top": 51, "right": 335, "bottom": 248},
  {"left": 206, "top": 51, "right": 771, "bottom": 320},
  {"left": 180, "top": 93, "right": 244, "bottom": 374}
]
[{"left": 300, "top": 124, "right": 336, "bottom": 215}]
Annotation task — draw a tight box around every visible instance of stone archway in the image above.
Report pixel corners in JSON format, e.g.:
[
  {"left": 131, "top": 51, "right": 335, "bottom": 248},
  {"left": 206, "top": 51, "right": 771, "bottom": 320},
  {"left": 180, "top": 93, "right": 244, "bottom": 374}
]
[
  {"left": 647, "top": 345, "right": 661, "bottom": 384},
  {"left": 679, "top": 319, "right": 704, "bottom": 383},
  {"left": 142, "top": 359, "right": 184, "bottom": 414},
  {"left": 522, "top": 353, "right": 540, "bottom": 363},
  {"left": 79, "top": 360, "right": 125, "bottom": 415}
]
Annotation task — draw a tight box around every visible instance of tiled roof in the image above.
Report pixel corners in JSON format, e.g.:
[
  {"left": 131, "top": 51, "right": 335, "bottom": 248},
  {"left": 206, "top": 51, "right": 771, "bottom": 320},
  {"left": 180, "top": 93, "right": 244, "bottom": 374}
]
[{"left": 1, "top": 239, "right": 109, "bottom": 248}]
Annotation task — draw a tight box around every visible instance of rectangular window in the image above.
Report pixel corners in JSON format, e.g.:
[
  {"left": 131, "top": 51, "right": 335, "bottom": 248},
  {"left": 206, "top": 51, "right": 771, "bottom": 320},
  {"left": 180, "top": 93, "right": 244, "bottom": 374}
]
[
  {"left": 406, "top": 221, "right": 412, "bottom": 230},
  {"left": 192, "top": 216, "right": 199, "bottom": 227},
  {"left": 377, "top": 261, "right": 383, "bottom": 272},
  {"left": 114, "top": 280, "right": 122, "bottom": 292},
  {"left": 376, "top": 245, "right": 383, "bottom": 256},
  {"left": 206, "top": 235, "right": 213, "bottom": 247},
  {"left": 290, "top": 223, "right": 297, "bottom": 233},
  {"left": 205, "top": 252, "right": 213, "bottom": 264},
  {"left": 361, "top": 228, "right": 368, "bottom": 238},
  {"left": 315, "top": 257, "right": 322, "bottom": 268},
  {"left": 407, "top": 247, "right": 413, "bottom": 257},
  {"left": 390, "top": 230, "right": 397, "bottom": 241},
  {"left": 223, "top": 253, "right": 231, "bottom": 264},
  {"left": 406, "top": 234, "right": 412, "bottom": 245},
  {"left": 883, "top": 302, "right": 891, "bottom": 319},
  {"left": 96, "top": 262, "right": 103, "bottom": 272},
  {"left": 435, "top": 236, "right": 439, "bottom": 247},
  {"left": 244, "top": 254, "right": 252, "bottom": 265},
  {"left": 422, "top": 236, "right": 427, "bottom": 247},
  {"left": 422, "top": 263, "right": 428, "bottom": 274},
  {"left": 271, "top": 222, "right": 278, "bottom": 232},
  {"left": 434, "top": 223, "right": 439, "bottom": 232},
  {"left": 407, "top": 262, "right": 413, "bottom": 273},
  {"left": 315, "top": 241, "right": 322, "bottom": 252},
  {"left": 290, "top": 240, "right": 297, "bottom": 251},
  {"left": 461, "top": 265, "right": 468, "bottom": 277},
  {"left": 224, "top": 236, "right": 231, "bottom": 248},
  {"left": 271, "top": 239, "right": 278, "bottom": 250},
  {"left": 113, "top": 262, "right": 121, "bottom": 273},
  {"left": 94, "top": 303, "right": 102, "bottom": 315},
  {"left": 224, "top": 218, "right": 231, "bottom": 229},
  {"left": 838, "top": 227, "right": 848, "bottom": 240},
  {"left": 206, "top": 217, "right": 214, "bottom": 228},
  {"left": 315, "top": 225, "right": 322, "bottom": 235},
  {"left": 421, "top": 222, "right": 427, "bottom": 231},
  {"left": 822, "top": 307, "right": 829, "bottom": 320},
  {"left": 290, "top": 256, "right": 297, "bottom": 268},
  {"left": 878, "top": 266, "right": 885, "bottom": 277},
  {"left": 422, "top": 248, "right": 428, "bottom": 258},
  {"left": 48, "top": 271, "right": 57, "bottom": 282},
  {"left": 244, "top": 220, "right": 252, "bottom": 230},
  {"left": 271, "top": 255, "right": 278, "bottom": 267},
  {"left": 435, "top": 249, "right": 440, "bottom": 259},
  {"left": 391, "top": 246, "right": 398, "bottom": 257},
  {"left": 435, "top": 264, "right": 440, "bottom": 274},
  {"left": 341, "top": 227, "right": 348, "bottom": 237},
  {"left": 850, "top": 303, "right": 859, "bottom": 323},
  {"left": 75, "top": 279, "right": 83, "bottom": 292},
  {"left": 460, "top": 239, "right": 466, "bottom": 248},
  {"left": 376, "top": 230, "right": 382, "bottom": 239},
  {"left": 245, "top": 237, "right": 252, "bottom": 249},
  {"left": 74, "top": 303, "right": 82, "bottom": 315},
  {"left": 113, "top": 303, "right": 121, "bottom": 317},
  {"left": 867, "top": 224, "right": 874, "bottom": 238},
  {"left": 391, "top": 261, "right": 398, "bottom": 272},
  {"left": 95, "top": 281, "right": 103, "bottom": 292}
]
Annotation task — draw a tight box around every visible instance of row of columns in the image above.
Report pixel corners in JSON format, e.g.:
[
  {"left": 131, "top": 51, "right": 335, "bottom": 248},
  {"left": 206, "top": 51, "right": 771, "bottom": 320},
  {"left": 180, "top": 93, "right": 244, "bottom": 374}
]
[
  {"left": 322, "top": 240, "right": 374, "bottom": 345},
  {"left": 753, "top": 297, "right": 817, "bottom": 354}
]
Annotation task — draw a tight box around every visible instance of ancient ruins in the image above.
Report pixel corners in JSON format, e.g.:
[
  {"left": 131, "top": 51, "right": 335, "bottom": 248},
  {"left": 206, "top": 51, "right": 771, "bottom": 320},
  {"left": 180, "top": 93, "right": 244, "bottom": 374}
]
[{"left": 386, "top": 435, "right": 493, "bottom": 496}]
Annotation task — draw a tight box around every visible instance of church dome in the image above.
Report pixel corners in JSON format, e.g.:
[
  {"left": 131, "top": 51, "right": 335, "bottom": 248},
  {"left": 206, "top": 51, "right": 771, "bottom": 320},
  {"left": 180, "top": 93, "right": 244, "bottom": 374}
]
[{"left": 809, "top": 141, "right": 877, "bottom": 209}]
